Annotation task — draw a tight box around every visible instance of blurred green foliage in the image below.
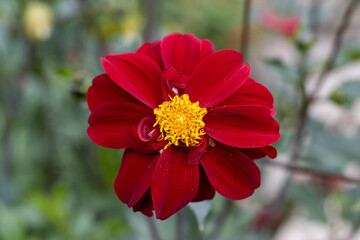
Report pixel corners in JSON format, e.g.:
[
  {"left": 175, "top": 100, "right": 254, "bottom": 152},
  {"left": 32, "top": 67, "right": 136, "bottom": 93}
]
[
  {"left": 1, "top": 0, "right": 360, "bottom": 239},
  {"left": 330, "top": 81, "right": 360, "bottom": 108}
]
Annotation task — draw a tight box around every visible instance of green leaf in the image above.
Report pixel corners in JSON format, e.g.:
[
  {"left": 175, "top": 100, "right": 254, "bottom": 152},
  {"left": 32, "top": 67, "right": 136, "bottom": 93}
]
[
  {"left": 330, "top": 80, "right": 360, "bottom": 108},
  {"left": 264, "top": 58, "right": 298, "bottom": 85},
  {"left": 56, "top": 67, "right": 76, "bottom": 78},
  {"left": 0, "top": 202, "right": 26, "bottom": 240},
  {"left": 294, "top": 29, "right": 315, "bottom": 53},
  {"left": 303, "top": 119, "right": 360, "bottom": 170},
  {"left": 344, "top": 48, "right": 360, "bottom": 61},
  {"left": 336, "top": 46, "right": 360, "bottom": 67}
]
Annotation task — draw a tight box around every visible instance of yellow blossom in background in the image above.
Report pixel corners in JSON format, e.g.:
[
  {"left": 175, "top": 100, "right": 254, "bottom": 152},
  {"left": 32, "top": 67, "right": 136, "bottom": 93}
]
[
  {"left": 23, "top": 2, "right": 53, "bottom": 41},
  {"left": 121, "top": 12, "right": 141, "bottom": 43},
  {"left": 122, "top": 12, "right": 141, "bottom": 35}
]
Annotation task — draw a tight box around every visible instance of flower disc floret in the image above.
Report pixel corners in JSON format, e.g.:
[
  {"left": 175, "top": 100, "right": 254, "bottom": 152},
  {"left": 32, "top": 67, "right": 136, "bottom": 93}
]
[{"left": 153, "top": 94, "right": 207, "bottom": 149}]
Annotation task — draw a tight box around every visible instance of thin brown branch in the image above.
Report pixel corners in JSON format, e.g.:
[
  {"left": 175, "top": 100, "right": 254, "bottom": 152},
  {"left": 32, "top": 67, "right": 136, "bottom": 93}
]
[
  {"left": 142, "top": 0, "right": 163, "bottom": 42},
  {"left": 310, "top": 0, "right": 359, "bottom": 99},
  {"left": 273, "top": 0, "right": 358, "bottom": 203},
  {"left": 346, "top": 216, "right": 360, "bottom": 240},
  {"left": 260, "top": 1, "right": 359, "bottom": 233},
  {"left": 208, "top": 199, "right": 233, "bottom": 240},
  {"left": 240, "top": 0, "right": 251, "bottom": 59},
  {"left": 269, "top": 37, "right": 311, "bottom": 207},
  {"left": 309, "top": 0, "right": 322, "bottom": 36},
  {"left": 176, "top": 210, "right": 185, "bottom": 240},
  {"left": 263, "top": 159, "right": 360, "bottom": 185}
]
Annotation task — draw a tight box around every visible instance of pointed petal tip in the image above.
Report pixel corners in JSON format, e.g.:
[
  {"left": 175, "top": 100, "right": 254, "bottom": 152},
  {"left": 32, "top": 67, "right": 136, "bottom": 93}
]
[
  {"left": 114, "top": 150, "right": 159, "bottom": 207},
  {"left": 151, "top": 147, "right": 199, "bottom": 220},
  {"left": 200, "top": 143, "right": 261, "bottom": 200},
  {"left": 243, "top": 62, "right": 251, "bottom": 72},
  {"left": 100, "top": 53, "right": 163, "bottom": 109}
]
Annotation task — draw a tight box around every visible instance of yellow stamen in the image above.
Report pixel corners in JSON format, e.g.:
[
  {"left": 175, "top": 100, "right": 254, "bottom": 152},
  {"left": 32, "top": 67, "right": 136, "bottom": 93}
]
[{"left": 153, "top": 94, "right": 207, "bottom": 149}]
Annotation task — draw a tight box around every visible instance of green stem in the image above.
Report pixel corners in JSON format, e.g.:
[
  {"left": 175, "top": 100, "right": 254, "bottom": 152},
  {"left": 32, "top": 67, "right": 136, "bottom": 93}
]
[
  {"left": 176, "top": 210, "right": 185, "bottom": 240},
  {"left": 146, "top": 217, "right": 162, "bottom": 240},
  {"left": 240, "top": 0, "right": 251, "bottom": 59}
]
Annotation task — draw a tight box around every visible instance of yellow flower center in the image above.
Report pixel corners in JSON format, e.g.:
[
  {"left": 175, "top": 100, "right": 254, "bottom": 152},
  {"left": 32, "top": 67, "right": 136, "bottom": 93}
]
[{"left": 153, "top": 94, "right": 207, "bottom": 149}]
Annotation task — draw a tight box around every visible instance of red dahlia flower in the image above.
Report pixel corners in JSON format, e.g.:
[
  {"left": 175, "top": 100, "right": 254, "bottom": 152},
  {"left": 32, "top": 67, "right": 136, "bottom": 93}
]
[
  {"left": 261, "top": 10, "right": 299, "bottom": 36},
  {"left": 87, "top": 33, "right": 280, "bottom": 220}
]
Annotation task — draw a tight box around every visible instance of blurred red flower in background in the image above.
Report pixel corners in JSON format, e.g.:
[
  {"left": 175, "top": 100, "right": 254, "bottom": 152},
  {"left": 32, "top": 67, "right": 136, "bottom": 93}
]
[
  {"left": 261, "top": 10, "right": 299, "bottom": 36},
  {"left": 87, "top": 33, "right": 280, "bottom": 220}
]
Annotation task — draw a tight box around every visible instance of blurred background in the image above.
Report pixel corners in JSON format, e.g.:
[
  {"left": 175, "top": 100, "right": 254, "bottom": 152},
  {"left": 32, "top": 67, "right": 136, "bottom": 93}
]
[{"left": 1, "top": 0, "right": 360, "bottom": 239}]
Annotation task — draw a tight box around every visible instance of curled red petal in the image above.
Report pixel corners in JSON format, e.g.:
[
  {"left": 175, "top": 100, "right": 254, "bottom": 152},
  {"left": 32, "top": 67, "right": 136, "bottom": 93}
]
[
  {"left": 124, "top": 123, "right": 166, "bottom": 154},
  {"left": 137, "top": 117, "right": 159, "bottom": 142},
  {"left": 101, "top": 53, "right": 163, "bottom": 109},
  {"left": 87, "top": 102, "right": 153, "bottom": 149},
  {"left": 114, "top": 149, "right": 159, "bottom": 207},
  {"left": 160, "top": 67, "right": 189, "bottom": 100},
  {"left": 151, "top": 146, "right": 199, "bottom": 220},
  {"left": 185, "top": 50, "right": 250, "bottom": 108},
  {"left": 161, "top": 33, "right": 202, "bottom": 75},
  {"left": 167, "top": 75, "right": 189, "bottom": 90},
  {"left": 204, "top": 106, "right": 280, "bottom": 148},
  {"left": 200, "top": 142, "right": 261, "bottom": 200}
]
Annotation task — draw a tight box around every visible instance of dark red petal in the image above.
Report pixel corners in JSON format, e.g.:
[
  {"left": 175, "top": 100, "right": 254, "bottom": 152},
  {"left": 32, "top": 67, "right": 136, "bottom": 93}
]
[
  {"left": 101, "top": 53, "right": 163, "bottom": 109},
  {"left": 185, "top": 50, "right": 250, "bottom": 108},
  {"left": 161, "top": 33, "right": 202, "bottom": 75},
  {"left": 197, "top": 39, "right": 215, "bottom": 62},
  {"left": 87, "top": 74, "right": 145, "bottom": 112},
  {"left": 124, "top": 124, "right": 166, "bottom": 154},
  {"left": 133, "top": 189, "right": 154, "bottom": 217},
  {"left": 136, "top": 42, "right": 151, "bottom": 54},
  {"left": 151, "top": 146, "right": 199, "bottom": 220},
  {"left": 240, "top": 146, "right": 278, "bottom": 160},
  {"left": 136, "top": 41, "right": 165, "bottom": 70},
  {"left": 204, "top": 106, "right": 280, "bottom": 148},
  {"left": 216, "top": 78, "right": 274, "bottom": 110},
  {"left": 200, "top": 143, "right": 261, "bottom": 200},
  {"left": 192, "top": 165, "right": 215, "bottom": 202},
  {"left": 261, "top": 146, "right": 277, "bottom": 159},
  {"left": 87, "top": 102, "right": 153, "bottom": 149},
  {"left": 87, "top": 87, "right": 99, "bottom": 112},
  {"left": 114, "top": 149, "right": 159, "bottom": 207}
]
